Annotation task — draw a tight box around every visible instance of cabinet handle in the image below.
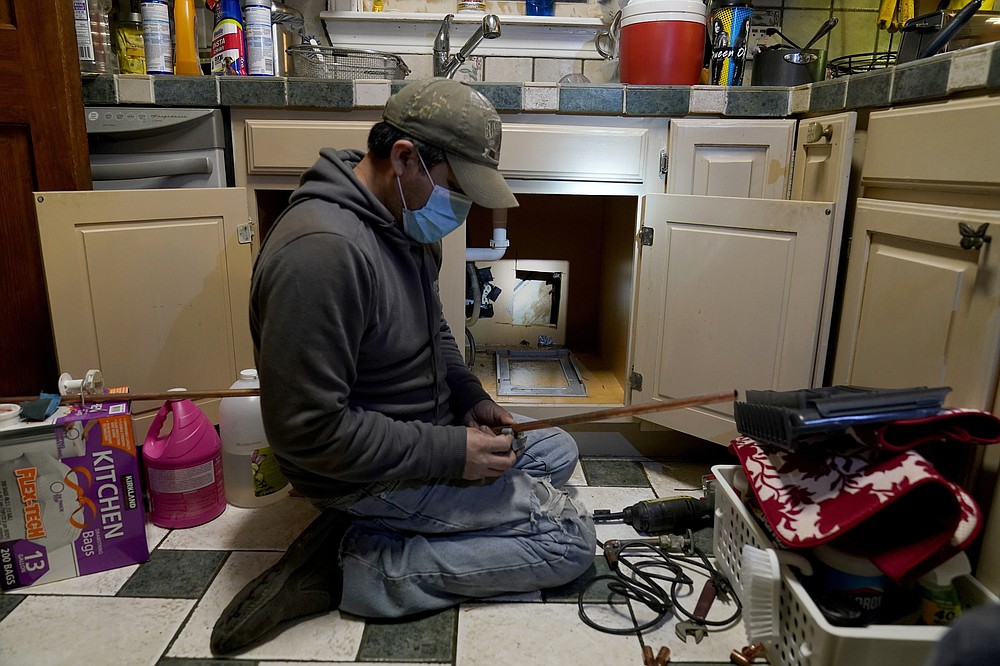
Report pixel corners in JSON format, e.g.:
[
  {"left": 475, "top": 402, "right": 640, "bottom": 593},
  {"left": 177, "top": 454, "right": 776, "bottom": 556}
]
[
  {"left": 959, "top": 222, "right": 992, "bottom": 250},
  {"left": 805, "top": 122, "right": 833, "bottom": 144}
]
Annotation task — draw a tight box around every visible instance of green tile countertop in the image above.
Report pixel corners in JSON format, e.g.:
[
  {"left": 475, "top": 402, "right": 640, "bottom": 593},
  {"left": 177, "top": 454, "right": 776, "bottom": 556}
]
[{"left": 83, "top": 40, "right": 1000, "bottom": 118}]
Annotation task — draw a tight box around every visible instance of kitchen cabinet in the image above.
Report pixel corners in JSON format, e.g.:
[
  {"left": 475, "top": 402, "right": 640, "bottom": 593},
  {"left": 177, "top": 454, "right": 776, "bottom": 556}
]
[
  {"left": 34, "top": 188, "right": 254, "bottom": 442},
  {"left": 665, "top": 118, "right": 795, "bottom": 198},
  {"left": 829, "top": 97, "right": 1000, "bottom": 591},
  {"left": 628, "top": 113, "right": 854, "bottom": 443},
  {"left": 629, "top": 195, "right": 835, "bottom": 443},
  {"left": 832, "top": 97, "right": 1000, "bottom": 412}
]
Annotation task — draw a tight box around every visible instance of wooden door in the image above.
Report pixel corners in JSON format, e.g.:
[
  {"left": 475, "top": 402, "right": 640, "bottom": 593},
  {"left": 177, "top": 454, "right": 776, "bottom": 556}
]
[
  {"left": 790, "top": 112, "right": 858, "bottom": 385},
  {"left": 832, "top": 198, "right": 1000, "bottom": 411},
  {"left": 0, "top": 1, "right": 91, "bottom": 395},
  {"left": 666, "top": 119, "right": 795, "bottom": 199},
  {"left": 631, "top": 194, "right": 834, "bottom": 444},
  {"left": 34, "top": 189, "right": 255, "bottom": 441}
]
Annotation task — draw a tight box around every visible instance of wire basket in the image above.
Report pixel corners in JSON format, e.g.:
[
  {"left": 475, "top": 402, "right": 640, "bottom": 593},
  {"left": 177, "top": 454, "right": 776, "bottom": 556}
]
[
  {"left": 287, "top": 45, "right": 410, "bottom": 80},
  {"left": 828, "top": 51, "right": 897, "bottom": 78}
]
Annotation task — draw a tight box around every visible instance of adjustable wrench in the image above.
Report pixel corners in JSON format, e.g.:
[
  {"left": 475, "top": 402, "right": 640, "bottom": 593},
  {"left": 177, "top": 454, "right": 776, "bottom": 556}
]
[{"left": 675, "top": 578, "right": 718, "bottom": 644}]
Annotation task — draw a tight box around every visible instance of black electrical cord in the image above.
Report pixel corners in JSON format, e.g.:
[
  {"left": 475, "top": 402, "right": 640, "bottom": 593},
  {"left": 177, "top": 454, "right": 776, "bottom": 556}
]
[{"left": 577, "top": 538, "right": 742, "bottom": 639}]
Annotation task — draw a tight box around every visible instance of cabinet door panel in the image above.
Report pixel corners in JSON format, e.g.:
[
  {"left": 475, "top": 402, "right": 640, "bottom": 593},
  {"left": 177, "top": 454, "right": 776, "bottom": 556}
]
[
  {"left": 667, "top": 119, "right": 795, "bottom": 198},
  {"left": 833, "top": 198, "right": 1000, "bottom": 410},
  {"left": 35, "top": 189, "right": 254, "bottom": 440},
  {"left": 632, "top": 194, "right": 834, "bottom": 444}
]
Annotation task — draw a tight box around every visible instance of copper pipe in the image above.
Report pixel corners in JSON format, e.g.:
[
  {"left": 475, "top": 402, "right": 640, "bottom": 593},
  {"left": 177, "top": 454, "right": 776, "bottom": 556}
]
[
  {"left": 1, "top": 388, "right": 260, "bottom": 404},
  {"left": 493, "top": 390, "right": 737, "bottom": 435}
]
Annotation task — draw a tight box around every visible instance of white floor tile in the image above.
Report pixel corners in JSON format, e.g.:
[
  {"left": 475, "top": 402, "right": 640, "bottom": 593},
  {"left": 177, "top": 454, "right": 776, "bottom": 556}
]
[
  {"left": 457, "top": 603, "right": 640, "bottom": 666},
  {"left": 568, "top": 486, "right": 654, "bottom": 546},
  {"left": 158, "top": 496, "right": 319, "bottom": 550},
  {"left": 167, "top": 550, "right": 365, "bottom": 661},
  {"left": 566, "top": 460, "right": 588, "bottom": 486},
  {"left": 643, "top": 461, "right": 712, "bottom": 497},
  {"left": 0, "top": 596, "right": 193, "bottom": 665},
  {"left": 14, "top": 562, "right": 139, "bottom": 596}
]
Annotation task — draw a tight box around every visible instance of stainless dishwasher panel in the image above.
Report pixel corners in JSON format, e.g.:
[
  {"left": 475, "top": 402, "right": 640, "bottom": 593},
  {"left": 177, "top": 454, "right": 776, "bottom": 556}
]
[{"left": 85, "top": 107, "right": 229, "bottom": 190}]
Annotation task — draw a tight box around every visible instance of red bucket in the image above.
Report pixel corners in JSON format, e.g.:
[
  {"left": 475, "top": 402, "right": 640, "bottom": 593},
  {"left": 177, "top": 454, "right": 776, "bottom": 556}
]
[{"left": 619, "top": 0, "right": 707, "bottom": 85}]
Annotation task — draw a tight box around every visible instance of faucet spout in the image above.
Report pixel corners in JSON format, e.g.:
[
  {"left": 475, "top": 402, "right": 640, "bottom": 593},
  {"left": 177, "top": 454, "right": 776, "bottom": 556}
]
[
  {"left": 433, "top": 14, "right": 454, "bottom": 77},
  {"left": 438, "top": 14, "right": 502, "bottom": 79}
]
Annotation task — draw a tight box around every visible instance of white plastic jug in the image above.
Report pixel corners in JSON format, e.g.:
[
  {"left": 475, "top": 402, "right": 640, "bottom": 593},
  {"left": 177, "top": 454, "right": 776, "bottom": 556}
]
[{"left": 219, "top": 369, "right": 290, "bottom": 507}]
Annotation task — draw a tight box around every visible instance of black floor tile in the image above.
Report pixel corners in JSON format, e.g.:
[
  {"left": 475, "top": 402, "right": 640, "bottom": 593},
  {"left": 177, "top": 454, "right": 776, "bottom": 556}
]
[
  {"left": 358, "top": 606, "right": 457, "bottom": 662},
  {"left": 582, "top": 459, "right": 649, "bottom": 487},
  {"left": 0, "top": 593, "right": 24, "bottom": 621},
  {"left": 119, "top": 549, "right": 228, "bottom": 599}
]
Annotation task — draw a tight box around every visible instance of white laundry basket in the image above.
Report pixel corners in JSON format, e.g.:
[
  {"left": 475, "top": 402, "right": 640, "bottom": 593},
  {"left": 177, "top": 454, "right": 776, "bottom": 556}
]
[{"left": 711, "top": 464, "right": 998, "bottom": 666}]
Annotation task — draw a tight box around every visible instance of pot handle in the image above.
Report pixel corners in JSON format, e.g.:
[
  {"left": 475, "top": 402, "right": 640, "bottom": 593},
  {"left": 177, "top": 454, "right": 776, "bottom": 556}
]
[{"left": 920, "top": 0, "right": 982, "bottom": 58}]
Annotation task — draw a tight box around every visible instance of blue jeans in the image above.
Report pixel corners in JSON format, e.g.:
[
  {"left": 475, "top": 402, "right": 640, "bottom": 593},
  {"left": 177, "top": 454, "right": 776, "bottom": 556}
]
[{"left": 310, "top": 425, "right": 596, "bottom": 617}]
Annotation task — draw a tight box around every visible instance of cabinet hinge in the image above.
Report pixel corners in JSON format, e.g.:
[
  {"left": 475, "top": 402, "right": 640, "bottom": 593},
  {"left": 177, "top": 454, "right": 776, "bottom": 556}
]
[
  {"left": 237, "top": 219, "right": 254, "bottom": 245},
  {"left": 639, "top": 227, "right": 654, "bottom": 246},
  {"left": 629, "top": 371, "right": 643, "bottom": 391},
  {"left": 659, "top": 149, "right": 668, "bottom": 177}
]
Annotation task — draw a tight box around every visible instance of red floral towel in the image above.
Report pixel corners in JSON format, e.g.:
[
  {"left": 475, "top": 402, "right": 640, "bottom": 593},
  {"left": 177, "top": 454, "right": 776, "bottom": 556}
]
[
  {"left": 847, "top": 408, "right": 1000, "bottom": 452},
  {"left": 731, "top": 435, "right": 981, "bottom": 582}
]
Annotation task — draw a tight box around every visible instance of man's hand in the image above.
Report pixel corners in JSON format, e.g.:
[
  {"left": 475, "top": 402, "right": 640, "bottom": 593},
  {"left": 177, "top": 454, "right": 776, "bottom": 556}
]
[
  {"left": 463, "top": 399, "right": 515, "bottom": 429},
  {"left": 463, "top": 426, "right": 515, "bottom": 481}
]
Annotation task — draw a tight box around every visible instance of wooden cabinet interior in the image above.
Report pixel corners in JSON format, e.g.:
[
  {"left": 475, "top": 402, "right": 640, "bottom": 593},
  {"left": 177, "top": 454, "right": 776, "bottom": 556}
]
[{"left": 464, "top": 194, "right": 638, "bottom": 408}]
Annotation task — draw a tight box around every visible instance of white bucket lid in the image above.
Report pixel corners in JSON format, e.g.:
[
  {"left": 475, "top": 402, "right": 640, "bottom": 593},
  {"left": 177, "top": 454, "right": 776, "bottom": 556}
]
[{"left": 622, "top": 0, "right": 708, "bottom": 21}]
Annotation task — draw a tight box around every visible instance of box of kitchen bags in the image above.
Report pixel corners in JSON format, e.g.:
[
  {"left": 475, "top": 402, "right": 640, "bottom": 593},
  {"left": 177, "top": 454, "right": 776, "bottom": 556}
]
[{"left": 0, "top": 401, "right": 149, "bottom": 590}]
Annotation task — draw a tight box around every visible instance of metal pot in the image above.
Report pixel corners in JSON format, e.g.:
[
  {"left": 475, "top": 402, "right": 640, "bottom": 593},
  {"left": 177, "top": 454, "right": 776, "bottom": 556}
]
[{"left": 751, "top": 47, "right": 827, "bottom": 86}]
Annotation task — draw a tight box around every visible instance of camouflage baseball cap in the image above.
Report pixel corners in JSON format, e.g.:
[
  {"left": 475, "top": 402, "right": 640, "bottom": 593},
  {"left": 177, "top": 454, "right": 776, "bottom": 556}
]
[{"left": 383, "top": 78, "right": 519, "bottom": 209}]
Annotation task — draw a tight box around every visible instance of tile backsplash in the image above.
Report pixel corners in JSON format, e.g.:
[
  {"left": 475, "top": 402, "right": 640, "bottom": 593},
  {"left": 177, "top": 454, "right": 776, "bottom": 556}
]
[{"left": 285, "top": 0, "right": 906, "bottom": 83}]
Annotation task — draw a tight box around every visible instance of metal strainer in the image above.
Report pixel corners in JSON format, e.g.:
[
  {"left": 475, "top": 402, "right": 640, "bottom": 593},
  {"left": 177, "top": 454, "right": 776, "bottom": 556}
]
[{"left": 287, "top": 45, "right": 410, "bottom": 80}]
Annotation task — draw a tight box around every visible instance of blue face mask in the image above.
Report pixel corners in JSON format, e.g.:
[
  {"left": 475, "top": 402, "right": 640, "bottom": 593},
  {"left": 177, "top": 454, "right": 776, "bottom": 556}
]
[{"left": 397, "top": 155, "right": 473, "bottom": 244}]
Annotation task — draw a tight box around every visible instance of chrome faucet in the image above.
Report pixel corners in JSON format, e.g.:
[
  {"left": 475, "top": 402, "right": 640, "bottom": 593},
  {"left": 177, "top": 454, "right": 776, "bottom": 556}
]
[{"left": 433, "top": 13, "right": 502, "bottom": 79}]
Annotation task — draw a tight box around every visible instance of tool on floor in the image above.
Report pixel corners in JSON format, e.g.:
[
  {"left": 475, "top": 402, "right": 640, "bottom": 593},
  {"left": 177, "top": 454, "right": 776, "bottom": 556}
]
[
  {"left": 594, "top": 495, "right": 714, "bottom": 534},
  {"left": 492, "top": 390, "right": 736, "bottom": 436},
  {"left": 675, "top": 578, "right": 718, "bottom": 643}
]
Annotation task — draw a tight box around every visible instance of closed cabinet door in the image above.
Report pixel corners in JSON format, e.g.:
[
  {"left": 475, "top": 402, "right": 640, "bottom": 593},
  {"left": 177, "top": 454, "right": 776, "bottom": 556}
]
[
  {"left": 631, "top": 194, "right": 835, "bottom": 444},
  {"left": 832, "top": 198, "right": 1000, "bottom": 411},
  {"left": 35, "top": 188, "right": 255, "bottom": 441},
  {"left": 666, "top": 119, "right": 796, "bottom": 198}
]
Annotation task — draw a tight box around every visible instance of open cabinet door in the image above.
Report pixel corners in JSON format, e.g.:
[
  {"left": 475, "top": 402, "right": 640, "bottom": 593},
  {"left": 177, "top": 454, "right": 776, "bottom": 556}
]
[
  {"left": 34, "top": 189, "right": 254, "bottom": 442},
  {"left": 630, "top": 194, "right": 835, "bottom": 445},
  {"left": 790, "top": 111, "right": 858, "bottom": 385}
]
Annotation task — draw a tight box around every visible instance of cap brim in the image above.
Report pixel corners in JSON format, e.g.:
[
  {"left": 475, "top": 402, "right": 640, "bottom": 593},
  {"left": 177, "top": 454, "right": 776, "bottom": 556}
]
[{"left": 447, "top": 153, "right": 519, "bottom": 209}]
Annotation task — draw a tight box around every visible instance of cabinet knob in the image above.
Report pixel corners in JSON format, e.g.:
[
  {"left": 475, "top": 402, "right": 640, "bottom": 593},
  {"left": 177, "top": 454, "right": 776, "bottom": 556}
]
[
  {"left": 959, "top": 222, "right": 991, "bottom": 250},
  {"left": 805, "top": 122, "right": 833, "bottom": 144}
]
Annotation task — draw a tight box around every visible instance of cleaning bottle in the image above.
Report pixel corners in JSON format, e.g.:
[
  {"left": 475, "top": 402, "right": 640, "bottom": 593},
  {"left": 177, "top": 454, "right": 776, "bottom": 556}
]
[
  {"left": 243, "top": 1, "right": 275, "bottom": 75},
  {"left": 142, "top": 392, "right": 226, "bottom": 528},
  {"left": 219, "top": 369, "right": 290, "bottom": 507},
  {"left": 917, "top": 552, "right": 971, "bottom": 626},
  {"left": 207, "top": 0, "right": 248, "bottom": 75},
  {"left": 174, "top": 0, "right": 202, "bottom": 74},
  {"left": 140, "top": 0, "right": 173, "bottom": 74}
]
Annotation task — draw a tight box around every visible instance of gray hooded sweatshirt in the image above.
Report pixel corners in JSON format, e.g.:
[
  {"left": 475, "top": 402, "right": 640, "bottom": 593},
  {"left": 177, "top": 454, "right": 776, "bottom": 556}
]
[{"left": 249, "top": 148, "right": 489, "bottom": 499}]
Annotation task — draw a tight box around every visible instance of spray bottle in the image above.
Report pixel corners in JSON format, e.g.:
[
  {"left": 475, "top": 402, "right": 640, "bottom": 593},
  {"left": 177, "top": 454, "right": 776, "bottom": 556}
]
[
  {"left": 206, "top": 0, "right": 247, "bottom": 75},
  {"left": 142, "top": 391, "right": 226, "bottom": 528}
]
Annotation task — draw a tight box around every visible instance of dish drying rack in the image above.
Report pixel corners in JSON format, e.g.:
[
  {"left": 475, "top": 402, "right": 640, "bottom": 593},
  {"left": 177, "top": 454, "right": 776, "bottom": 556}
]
[
  {"left": 287, "top": 45, "right": 410, "bottom": 80},
  {"left": 711, "top": 464, "right": 998, "bottom": 666}
]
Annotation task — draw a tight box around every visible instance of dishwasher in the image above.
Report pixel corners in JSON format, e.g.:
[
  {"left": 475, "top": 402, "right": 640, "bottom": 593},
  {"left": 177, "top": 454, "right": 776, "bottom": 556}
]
[{"left": 85, "top": 107, "right": 230, "bottom": 190}]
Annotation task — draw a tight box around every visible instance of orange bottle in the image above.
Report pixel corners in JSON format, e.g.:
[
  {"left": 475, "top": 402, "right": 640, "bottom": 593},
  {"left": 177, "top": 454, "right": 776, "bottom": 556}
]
[{"left": 173, "top": 0, "right": 202, "bottom": 75}]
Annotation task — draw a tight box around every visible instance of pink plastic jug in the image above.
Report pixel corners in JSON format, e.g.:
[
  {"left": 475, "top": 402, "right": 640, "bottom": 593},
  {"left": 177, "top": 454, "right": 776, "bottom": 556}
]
[{"left": 142, "top": 398, "right": 226, "bottom": 528}]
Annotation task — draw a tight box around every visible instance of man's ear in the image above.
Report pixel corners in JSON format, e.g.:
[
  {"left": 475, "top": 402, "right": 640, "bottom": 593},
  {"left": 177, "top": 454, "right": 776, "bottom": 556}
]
[{"left": 389, "top": 139, "right": 416, "bottom": 178}]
